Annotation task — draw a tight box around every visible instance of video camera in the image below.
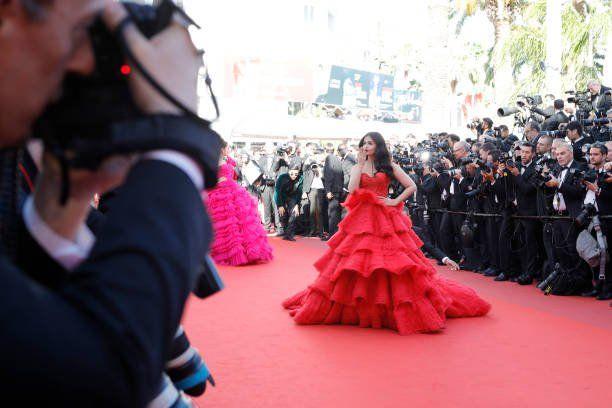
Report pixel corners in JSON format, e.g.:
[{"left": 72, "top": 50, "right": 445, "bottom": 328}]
[
  {"left": 565, "top": 90, "right": 593, "bottom": 119},
  {"left": 498, "top": 95, "right": 545, "bottom": 130},
  {"left": 530, "top": 153, "right": 556, "bottom": 188}
]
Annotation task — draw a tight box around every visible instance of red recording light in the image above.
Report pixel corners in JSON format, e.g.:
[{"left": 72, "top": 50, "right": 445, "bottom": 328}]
[{"left": 120, "top": 64, "right": 132, "bottom": 76}]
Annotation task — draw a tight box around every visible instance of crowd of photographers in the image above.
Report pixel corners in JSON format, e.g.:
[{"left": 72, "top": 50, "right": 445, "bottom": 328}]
[
  {"left": 392, "top": 82, "right": 612, "bottom": 300},
  {"left": 233, "top": 142, "right": 356, "bottom": 242},
  {"left": 231, "top": 81, "right": 612, "bottom": 301}
]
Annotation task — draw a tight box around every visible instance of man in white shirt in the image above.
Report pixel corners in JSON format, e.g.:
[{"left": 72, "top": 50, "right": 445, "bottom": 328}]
[{"left": 543, "top": 142, "right": 590, "bottom": 294}]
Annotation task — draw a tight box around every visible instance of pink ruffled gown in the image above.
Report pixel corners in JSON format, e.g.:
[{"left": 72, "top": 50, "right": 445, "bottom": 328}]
[{"left": 205, "top": 157, "right": 273, "bottom": 266}]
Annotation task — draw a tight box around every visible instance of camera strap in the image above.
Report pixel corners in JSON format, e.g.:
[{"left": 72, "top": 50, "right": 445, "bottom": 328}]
[{"left": 113, "top": 16, "right": 220, "bottom": 125}]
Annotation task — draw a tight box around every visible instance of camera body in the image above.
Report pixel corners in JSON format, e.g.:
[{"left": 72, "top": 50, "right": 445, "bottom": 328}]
[
  {"left": 566, "top": 90, "right": 593, "bottom": 119},
  {"left": 33, "top": 1, "right": 183, "bottom": 169},
  {"left": 575, "top": 203, "right": 597, "bottom": 228}
]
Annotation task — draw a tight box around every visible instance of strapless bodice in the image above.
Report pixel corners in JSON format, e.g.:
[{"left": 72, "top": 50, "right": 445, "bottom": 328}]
[{"left": 359, "top": 172, "right": 390, "bottom": 196}]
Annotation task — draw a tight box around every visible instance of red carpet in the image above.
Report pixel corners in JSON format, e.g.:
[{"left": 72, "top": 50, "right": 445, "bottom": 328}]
[{"left": 183, "top": 237, "right": 612, "bottom": 407}]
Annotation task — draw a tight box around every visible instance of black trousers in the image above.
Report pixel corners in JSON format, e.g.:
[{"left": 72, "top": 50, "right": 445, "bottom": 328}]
[
  {"left": 261, "top": 185, "right": 280, "bottom": 232},
  {"left": 427, "top": 210, "right": 442, "bottom": 247},
  {"left": 541, "top": 221, "right": 556, "bottom": 280},
  {"left": 327, "top": 193, "right": 344, "bottom": 236},
  {"left": 485, "top": 215, "right": 501, "bottom": 270},
  {"left": 439, "top": 212, "right": 463, "bottom": 262},
  {"left": 280, "top": 197, "right": 300, "bottom": 238},
  {"left": 518, "top": 218, "right": 541, "bottom": 277},
  {"left": 498, "top": 211, "right": 515, "bottom": 275},
  {"left": 307, "top": 189, "right": 324, "bottom": 235}
]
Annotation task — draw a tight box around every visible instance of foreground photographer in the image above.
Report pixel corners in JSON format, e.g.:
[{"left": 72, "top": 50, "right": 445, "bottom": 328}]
[{"left": 0, "top": 1, "right": 221, "bottom": 405}]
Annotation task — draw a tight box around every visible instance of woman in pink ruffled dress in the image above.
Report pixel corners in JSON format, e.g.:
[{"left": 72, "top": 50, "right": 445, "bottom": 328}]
[{"left": 205, "top": 142, "right": 273, "bottom": 266}]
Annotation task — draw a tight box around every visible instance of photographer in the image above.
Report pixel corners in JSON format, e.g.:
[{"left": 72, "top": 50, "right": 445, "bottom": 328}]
[
  {"left": 542, "top": 99, "right": 569, "bottom": 131},
  {"left": 301, "top": 160, "right": 325, "bottom": 238},
  {"left": 532, "top": 135, "right": 557, "bottom": 279},
  {"left": 323, "top": 144, "right": 344, "bottom": 237},
  {"left": 489, "top": 151, "right": 518, "bottom": 282},
  {"left": 582, "top": 143, "right": 612, "bottom": 300},
  {"left": 567, "top": 121, "right": 593, "bottom": 163},
  {"left": 544, "top": 142, "right": 591, "bottom": 294},
  {"left": 274, "top": 165, "right": 303, "bottom": 241},
  {"left": 587, "top": 79, "right": 612, "bottom": 114},
  {"left": 258, "top": 147, "right": 283, "bottom": 235},
  {"left": 524, "top": 121, "right": 541, "bottom": 143},
  {"left": 0, "top": 1, "right": 221, "bottom": 405},
  {"left": 421, "top": 162, "right": 446, "bottom": 247},
  {"left": 536, "top": 134, "right": 553, "bottom": 156},
  {"left": 508, "top": 142, "right": 540, "bottom": 284},
  {"left": 481, "top": 117, "right": 495, "bottom": 140},
  {"left": 438, "top": 141, "right": 479, "bottom": 269}
]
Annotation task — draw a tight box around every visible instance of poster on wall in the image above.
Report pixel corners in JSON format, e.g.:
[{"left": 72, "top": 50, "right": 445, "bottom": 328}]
[{"left": 322, "top": 66, "right": 395, "bottom": 111}]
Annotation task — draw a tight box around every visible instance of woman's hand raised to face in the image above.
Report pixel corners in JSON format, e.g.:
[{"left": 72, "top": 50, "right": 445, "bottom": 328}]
[{"left": 357, "top": 147, "right": 367, "bottom": 168}]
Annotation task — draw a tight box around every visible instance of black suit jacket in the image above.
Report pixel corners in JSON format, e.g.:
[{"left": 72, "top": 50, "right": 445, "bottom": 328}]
[
  {"left": 323, "top": 154, "right": 343, "bottom": 195},
  {"left": 514, "top": 162, "right": 538, "bottom": 215},
  {"left": 444, "top": 175, "right": 473, "bottom": 211},
  {"left": 421, "top": 174, "right": 443, "bottom": 210},
  {"left": 571, "top": 136, "right": 594, "bottom": 163},
  {"left": 592, "top": 85, "right": 611, "bottom": 112},
  {"left": 542, "top": 111, "right": 569, "bottom": 131},
  {"left": 340, "top": 154, "right": 357, "bottom": 189},
  {"left": 1, "top": 160, "right": 212, "bottom": 406},
  {"left": 554, "top": 160, "right": 588, "bottom": 217}
]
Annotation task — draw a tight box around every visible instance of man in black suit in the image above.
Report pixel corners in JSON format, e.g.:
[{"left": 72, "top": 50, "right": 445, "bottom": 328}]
[
  {"left": 542, "top": 99, "right": 569, "bottom": 131},
  {"left": 509, "top": 142, "right": 540, "bottom": 284},
  {"left": 544, "top": 142, "right": 590, "bottom": 294},
  {"left": 588, "top": 80, "right": 612, "bottom": 114},
  {"left": 567, "top": 121, "right": 594, "bottom": 162},
  {"left": 323, "top": 145, "right": 344, "bottom": 237},
  {"left": 338, "top": 144, "right": 357, "bottom": 191},
  {"left": 438, "top": 141, "right": 477, "bottom": 267},
  {"left": 0, "top": 2, "right": 222, "bottom": 405},
  {"left": 582, "top": 143, "right": 612, "bottom": 300},
  {"left": 421, "top": 165, "right": 445, "bottom": 247}
]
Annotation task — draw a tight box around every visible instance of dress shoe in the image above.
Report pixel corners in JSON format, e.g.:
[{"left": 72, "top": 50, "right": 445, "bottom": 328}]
[
  {"left": 282, "top": 235, "right": 296, "bottom": 242},
  {"left": 484, "top": 268, "right": 500, "bottom": 277},
  {"left": 494, "top": 273, "right": 509, "bottom": 282},
  {"left": 596, "top": 292, "right": 612, "bottom": 301},
  {"left": 321, "top": 235, "right": 330, "bottom": 242},
  {"left": 517, "top": 274, "right": 533, "bottom": 285},
  {"left": 581, "top": 289, "right": 598, "bottom": 297}
]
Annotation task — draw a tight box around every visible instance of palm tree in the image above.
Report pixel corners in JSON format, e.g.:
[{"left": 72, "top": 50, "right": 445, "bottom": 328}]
[
  {"left": 450, "top": 0, "right": 529, "bottom": 103},
  {"left": 502, "top": 0, "right": 612, "bottom": 97}
]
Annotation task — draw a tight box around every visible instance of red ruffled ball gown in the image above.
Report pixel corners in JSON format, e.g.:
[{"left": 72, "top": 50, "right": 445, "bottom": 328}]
[
  {"left": 283, "top": 172, "right": 490, "bottom": 334},
  {"left": 204, "top": 157, "right": 273, "bottom": 266}
]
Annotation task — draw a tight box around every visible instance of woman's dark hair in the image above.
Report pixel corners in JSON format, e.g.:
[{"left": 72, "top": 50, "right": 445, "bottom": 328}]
[
  {"left": 359, "top": 132, "right": 393, "bottom": 178},
  {"left": 220, "top": 138, "right": 228, "bottom": 148}
]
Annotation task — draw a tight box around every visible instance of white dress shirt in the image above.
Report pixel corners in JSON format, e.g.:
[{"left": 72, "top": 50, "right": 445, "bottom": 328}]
[
  {"left": 23, "top": 152, "right": 203, "bottom": 270},
  {"left": 553, "top": 160, "right": 573, "bottom": 212},
  {"left": 311, "top": 175, "right": 324, "bottom": 190}
]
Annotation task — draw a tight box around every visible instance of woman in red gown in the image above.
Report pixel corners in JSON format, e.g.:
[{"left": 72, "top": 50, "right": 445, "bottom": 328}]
[{"left": 283, "top": 132, "right": 491, "bottom": 335}]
